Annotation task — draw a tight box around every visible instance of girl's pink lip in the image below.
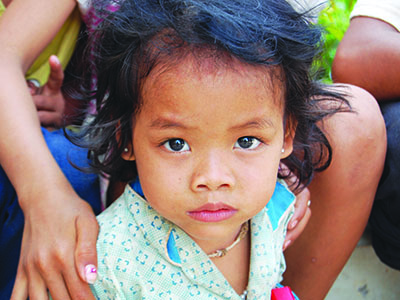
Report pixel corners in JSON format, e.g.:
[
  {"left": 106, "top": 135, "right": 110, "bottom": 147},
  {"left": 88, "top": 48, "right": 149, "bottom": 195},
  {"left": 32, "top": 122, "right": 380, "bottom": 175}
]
[{"left": 187, "top": 203, "right": 237, "bottom": 222}]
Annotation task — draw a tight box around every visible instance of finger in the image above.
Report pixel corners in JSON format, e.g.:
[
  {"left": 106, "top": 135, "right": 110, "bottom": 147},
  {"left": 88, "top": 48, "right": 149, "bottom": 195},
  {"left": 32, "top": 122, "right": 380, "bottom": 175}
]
[
  {"left": 33, "top": 95, "right": 58, "bottom": 111},
  {"left": 28, "top": 85, "right": 37, "bottom": 96},
  {"left": 44, "top": 271, "right": 72, "bottom": 300},
  {"left": 60, "top": 260, "right": 95, "bottom": 300},
  {"left": 10, "top": 264, "right": 28, "bottom": 300},
  {"left": 74, "top": 213, "right": 99, "bottom": 285},
  {"left": 284, "top": 207, "right": 311, "bottom": 251},
  {"left": 37, "top": 110, "right": 63, "bottom": 128},
  {"left": 45, "top": 55, "right": 64, "bottom": 93},
  {"left": 26, "top": 264, "right": 50, "bottom": 300},
  {"left": 288, "top": 186, "right": 310, "bottom": 231},
  {"left": 36, "top": 237, "right": 82, "bottom": 300},
  {"left": 27, "top": 79, "right": 42, "bottom": 95}
]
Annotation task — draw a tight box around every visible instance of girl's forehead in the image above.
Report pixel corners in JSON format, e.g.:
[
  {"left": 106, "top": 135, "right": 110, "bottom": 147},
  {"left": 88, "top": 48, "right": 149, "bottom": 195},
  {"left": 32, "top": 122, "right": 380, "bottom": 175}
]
[
  {"left": 137, "top": 56, "right": 286, "bottom": 132},
  {"left": 137, "top": 55, "right": 287, "bottom": 130},
  {"left": 142, "top": 53, "right": 285, "bottom": 103}
]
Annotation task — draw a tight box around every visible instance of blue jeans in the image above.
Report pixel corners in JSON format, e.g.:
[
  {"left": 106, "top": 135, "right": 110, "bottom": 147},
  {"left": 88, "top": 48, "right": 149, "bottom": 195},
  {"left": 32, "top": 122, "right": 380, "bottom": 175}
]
[
  {"left": 370, "top": 101, "right": 400, "bottom": 270},
  {"left": 0, "top": 128, "right": 101, "bottom": 299}
]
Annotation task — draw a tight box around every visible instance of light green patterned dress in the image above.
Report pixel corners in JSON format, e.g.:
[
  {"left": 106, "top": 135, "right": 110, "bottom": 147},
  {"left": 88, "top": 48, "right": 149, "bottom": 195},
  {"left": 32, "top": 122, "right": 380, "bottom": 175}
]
[{"left": 91, "top": 181, "right": 295, "bottom": 300}]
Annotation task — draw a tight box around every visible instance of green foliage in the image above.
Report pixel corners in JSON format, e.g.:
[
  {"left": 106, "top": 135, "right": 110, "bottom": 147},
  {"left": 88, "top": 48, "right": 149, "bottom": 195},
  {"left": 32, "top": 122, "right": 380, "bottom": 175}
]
[{"left": 314, "top": 0, "right": 356, "bottom": 83}]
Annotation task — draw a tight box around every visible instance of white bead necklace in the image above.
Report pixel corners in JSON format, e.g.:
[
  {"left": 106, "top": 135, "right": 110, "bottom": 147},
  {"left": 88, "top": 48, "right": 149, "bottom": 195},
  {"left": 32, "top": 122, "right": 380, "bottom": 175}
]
[{"left": 207, "top": 222, "right": 249, "bottom": 258}]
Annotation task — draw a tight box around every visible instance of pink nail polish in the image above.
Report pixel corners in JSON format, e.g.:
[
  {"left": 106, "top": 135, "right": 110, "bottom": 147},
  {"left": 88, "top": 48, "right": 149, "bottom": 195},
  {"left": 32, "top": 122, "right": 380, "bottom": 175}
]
[
  {"left": 50, "top": 55, "right": 60, "bottom": 64},
  {"left": 85, "top": 264, "right": 97, "bottom": 284}
]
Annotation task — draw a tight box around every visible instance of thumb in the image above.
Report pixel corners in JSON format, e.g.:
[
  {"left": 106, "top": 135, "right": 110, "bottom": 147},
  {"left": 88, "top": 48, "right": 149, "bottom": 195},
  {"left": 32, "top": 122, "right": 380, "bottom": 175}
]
[
  {"left": 75, "top": 213, "right": 99, "bottom": 284},
  {"left": 45, "top": 55, "right": 64, "bottom": 93}
]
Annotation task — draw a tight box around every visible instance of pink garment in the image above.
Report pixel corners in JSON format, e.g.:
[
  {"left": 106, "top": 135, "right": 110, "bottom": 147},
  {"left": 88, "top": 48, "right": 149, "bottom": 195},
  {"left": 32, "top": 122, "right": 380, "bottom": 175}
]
[
  {"left": 271, "top": 286, "right": 296, "bottom": 300},
  {"left": 80, "top": 0, "right": 120, "bottom": 34}
]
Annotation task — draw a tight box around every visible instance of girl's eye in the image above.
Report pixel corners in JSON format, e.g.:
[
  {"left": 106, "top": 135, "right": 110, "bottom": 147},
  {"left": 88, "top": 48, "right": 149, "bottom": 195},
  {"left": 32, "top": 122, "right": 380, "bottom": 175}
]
[
  {"left": 234, "top": 136, "right": 261, "bottom": 150},
  {"left": 163, "top": 138, "right": 190, "bottom": 152}
]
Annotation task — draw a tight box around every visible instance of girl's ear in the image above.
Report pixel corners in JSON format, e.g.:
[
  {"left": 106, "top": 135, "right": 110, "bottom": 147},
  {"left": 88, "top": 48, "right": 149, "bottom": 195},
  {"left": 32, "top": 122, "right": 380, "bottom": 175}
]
[
  {"left": 116, "top": 122, "right": 135, "bottom": 161},
  {"left": 121, "top": 144, "right": 135, "bottom": 161},
  {"left": 280, "top": 117, "right": 296, "bottom": 159}
]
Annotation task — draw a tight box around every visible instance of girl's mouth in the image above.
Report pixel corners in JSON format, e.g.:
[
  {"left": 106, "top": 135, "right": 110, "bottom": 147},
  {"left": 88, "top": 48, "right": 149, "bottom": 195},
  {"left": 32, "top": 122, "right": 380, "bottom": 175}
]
[{"left": 187, "top": 203, "right": 237, "bottom": 222}]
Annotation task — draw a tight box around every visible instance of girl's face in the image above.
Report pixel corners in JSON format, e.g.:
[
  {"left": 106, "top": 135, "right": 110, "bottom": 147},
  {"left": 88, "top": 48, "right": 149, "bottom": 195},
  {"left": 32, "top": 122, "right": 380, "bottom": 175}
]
[{"left": 123, "top": 56, "right": 294, "bottom": 253}]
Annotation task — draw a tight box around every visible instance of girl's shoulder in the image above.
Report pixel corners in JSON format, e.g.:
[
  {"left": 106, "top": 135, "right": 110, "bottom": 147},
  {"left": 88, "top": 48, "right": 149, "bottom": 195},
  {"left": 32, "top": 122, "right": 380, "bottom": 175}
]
[
  {"left": 265, "top": 180, "right": 296, "bottom": 232},
  {"left": 96, "top": 186, "right": 141, "bottom": 238}
]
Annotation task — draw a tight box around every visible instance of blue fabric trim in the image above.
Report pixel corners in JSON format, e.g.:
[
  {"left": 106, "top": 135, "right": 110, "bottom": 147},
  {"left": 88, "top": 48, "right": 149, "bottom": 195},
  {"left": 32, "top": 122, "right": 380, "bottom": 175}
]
[
  {"left": 131, "top": 179, "right": 182, "bottom": 264},
  {"left": 294, "top": 291, "right": 300, "bottom": 300},
  {"left": 166, "top": 231, "right": 182, "bottom": 264},
  {"left": 266, "top": 181, "right": 296, "bottom": 231},
  {"left": 131, "top": 178, "right": 144, "bottom": 197}
]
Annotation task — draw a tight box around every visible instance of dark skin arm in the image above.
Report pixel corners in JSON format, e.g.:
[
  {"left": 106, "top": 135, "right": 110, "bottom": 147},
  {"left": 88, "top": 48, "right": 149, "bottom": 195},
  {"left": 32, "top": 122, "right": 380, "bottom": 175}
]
[{"left": 332, "top": 16, "right": 400, "bottom": 101}]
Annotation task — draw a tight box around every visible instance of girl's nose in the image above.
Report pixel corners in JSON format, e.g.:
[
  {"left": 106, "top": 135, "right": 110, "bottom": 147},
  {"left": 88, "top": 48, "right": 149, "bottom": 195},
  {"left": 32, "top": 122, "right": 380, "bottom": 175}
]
[{"left": 190, "top": 151, "right": 235, "bottom": 192}]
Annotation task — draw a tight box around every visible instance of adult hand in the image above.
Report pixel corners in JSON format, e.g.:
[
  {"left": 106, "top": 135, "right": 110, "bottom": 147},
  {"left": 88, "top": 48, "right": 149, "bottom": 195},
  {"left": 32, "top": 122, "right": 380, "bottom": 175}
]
[
  {"left": 283, "top": 186, "right": 311, "bottom": 251},
  {"left": 280, "top": 163, "right": 312, "bottom": 251},
  {"left": 31, "top": 55, "right": 66, "bottom": 129},
  {"left": 10, "top": 188, "right": 98, "bottom": 300}
]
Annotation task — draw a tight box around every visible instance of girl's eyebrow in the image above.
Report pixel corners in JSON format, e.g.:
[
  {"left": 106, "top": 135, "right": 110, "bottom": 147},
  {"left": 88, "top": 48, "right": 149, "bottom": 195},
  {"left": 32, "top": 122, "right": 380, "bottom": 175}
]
[
  {"left": 149, "top": 116, "right": 276, "bottom": 131},
  {"left": 229, "top": 117, "right": 276, "bottom": 131},
  {"left": 149, "top": 117, "right": 192, "bottom": 130}
]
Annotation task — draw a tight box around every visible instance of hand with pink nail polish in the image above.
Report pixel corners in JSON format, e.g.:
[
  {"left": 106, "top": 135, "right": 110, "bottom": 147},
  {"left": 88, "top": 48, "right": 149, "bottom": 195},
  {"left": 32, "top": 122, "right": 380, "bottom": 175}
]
[{"left": 11, "top": 193, "right": 99, "bottom": 300}]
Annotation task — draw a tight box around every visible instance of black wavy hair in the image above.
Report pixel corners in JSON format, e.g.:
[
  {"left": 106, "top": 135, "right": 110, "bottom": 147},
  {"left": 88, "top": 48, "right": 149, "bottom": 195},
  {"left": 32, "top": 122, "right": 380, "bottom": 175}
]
[{"left": 73, "top": 0, "right": 350, "bottom": 190}]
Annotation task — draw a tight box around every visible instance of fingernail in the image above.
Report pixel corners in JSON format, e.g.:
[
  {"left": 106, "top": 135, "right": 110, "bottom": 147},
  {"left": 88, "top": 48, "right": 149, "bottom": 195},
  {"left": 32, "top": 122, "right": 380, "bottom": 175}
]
[
  {"left": 84, "top": 264, "right": 97, "bottom": 284},
  {"left": 289, "top": 220, "right": 298, "bottom": 230},
  {"left": 283, "top": 240, "right": 291, "bottom": 251},
  {"left": 50, "top": 55, "right": 60, "bottom": 65}
]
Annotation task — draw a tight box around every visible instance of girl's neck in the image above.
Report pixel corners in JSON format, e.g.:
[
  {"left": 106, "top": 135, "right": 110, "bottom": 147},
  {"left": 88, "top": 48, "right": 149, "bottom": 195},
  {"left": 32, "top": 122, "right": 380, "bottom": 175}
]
[{"left": 210, "top": 229, "right": 251, "bottom": 295}]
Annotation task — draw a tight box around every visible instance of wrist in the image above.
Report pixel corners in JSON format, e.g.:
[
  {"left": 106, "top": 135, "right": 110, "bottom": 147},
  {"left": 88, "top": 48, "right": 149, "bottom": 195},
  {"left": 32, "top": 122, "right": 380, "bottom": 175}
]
[{"left": 16, "top": 162, "right": 76, "bottom": 211}]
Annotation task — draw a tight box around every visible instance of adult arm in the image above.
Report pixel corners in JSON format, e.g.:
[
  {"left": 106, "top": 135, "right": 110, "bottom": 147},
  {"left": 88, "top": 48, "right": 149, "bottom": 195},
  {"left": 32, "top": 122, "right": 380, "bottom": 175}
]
[
  {"left": 332, "top": 17, "right": 400, "bottom": 101},
  {"left": 0, "top": 0, "right": 97, "bottom": 299}
]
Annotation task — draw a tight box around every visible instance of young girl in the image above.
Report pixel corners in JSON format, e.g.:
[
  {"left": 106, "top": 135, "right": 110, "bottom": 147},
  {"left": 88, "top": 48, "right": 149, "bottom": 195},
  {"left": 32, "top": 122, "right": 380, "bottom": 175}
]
[
  {"left": 73, "top": 0, "right": 349, "bottom": 298},
  {"left": 0, "top": 0, "right": 385, "bottom": 298}
]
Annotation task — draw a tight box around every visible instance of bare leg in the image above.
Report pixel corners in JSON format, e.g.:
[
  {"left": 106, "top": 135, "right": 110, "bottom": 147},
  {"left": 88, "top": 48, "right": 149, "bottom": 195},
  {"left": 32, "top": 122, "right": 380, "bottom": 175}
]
[{"left": 283, "top": 85, "right": 387, "bottom": 299}]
